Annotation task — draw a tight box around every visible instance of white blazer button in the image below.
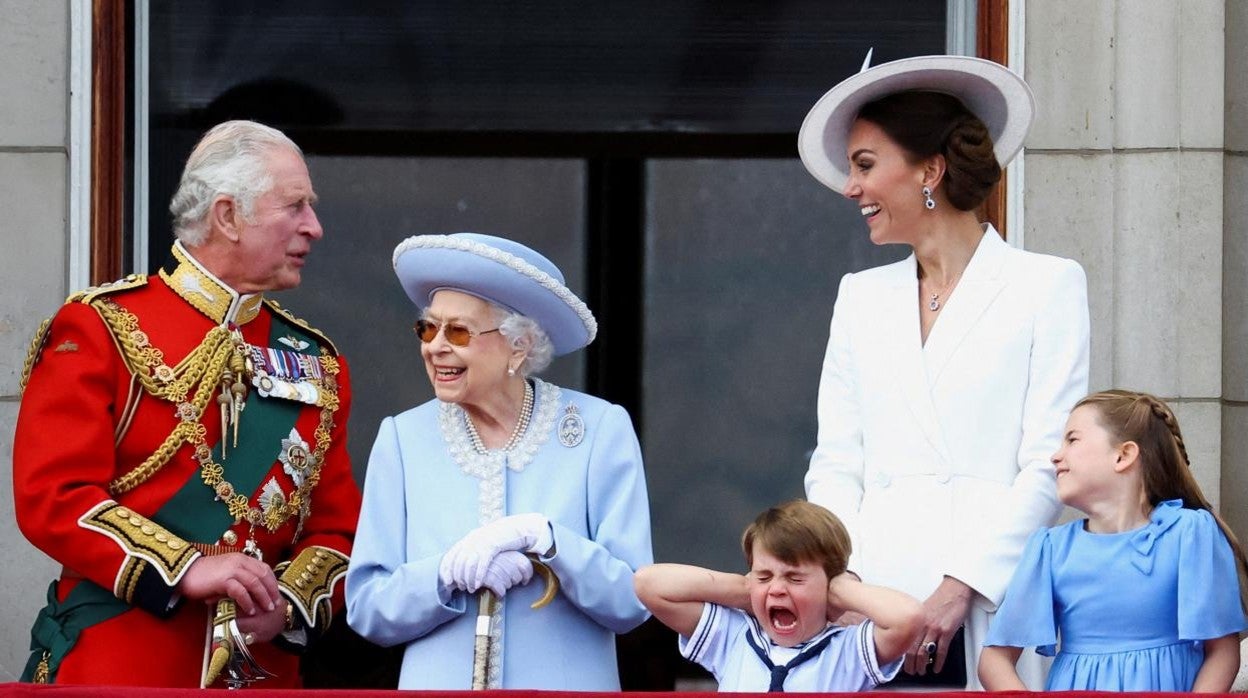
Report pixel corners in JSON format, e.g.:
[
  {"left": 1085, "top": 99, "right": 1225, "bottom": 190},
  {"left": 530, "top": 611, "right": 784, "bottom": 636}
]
[
  {"left": 874, "top": 473, "right": 891, "bottom": 487},
  {"left": 936, "top": 473, "right": 951, "bottom": 484}
]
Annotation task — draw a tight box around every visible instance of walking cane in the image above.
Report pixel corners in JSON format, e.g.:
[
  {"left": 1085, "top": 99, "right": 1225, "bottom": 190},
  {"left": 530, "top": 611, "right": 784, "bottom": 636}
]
[{"left": 471, "top": 556, "right": 559, "bottom": 689}]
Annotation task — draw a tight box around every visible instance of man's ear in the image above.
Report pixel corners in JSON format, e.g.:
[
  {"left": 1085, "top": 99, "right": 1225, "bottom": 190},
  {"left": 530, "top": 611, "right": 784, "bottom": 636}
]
[
  {"left": 1113, "top": 441, "right": 1140, "bottom": 473},
  {"left": 211, "top": 195, "right": 242, "bottom": 243}
]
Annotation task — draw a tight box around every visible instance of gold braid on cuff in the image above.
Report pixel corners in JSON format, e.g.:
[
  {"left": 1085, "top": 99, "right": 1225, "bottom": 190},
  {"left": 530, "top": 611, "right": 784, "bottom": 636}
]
[
  {"left": 78, "top": 501, "right": 197, "bottom": 592},
  {"left": 277, "top": 546, "right": 349, "bottom": 630}
]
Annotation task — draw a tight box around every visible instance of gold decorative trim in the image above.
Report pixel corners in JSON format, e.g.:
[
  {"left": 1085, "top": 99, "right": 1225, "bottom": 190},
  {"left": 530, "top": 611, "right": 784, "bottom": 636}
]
[
  {"left": 278, "top": 546, "right": 349, "bottom": 628},
  {"left": 79, "top": 501, "right": 199, "bottom": 587},
  {"left": 93, "top": 297, "right": 234, "bottom": 401},
  {"left": 68, "top": 273, "right": 148, "bottom": 305},
  {"left": 163, "top": 264, "right": 230, "bottom": 324},
  {"left": 32, "top": 652, "right": 51, "bottom": 684},
  {"left": 162, "top": 243, "right": 263, "bottom": 326},
  {"left": 118, "top": 556, "right": 147, "bottom": 603},
  {"left": 100, "top": 297, "right": 235, "bottom": 494},
  {"left": 196, "top": 344, "right": 338, "bottom": 533},
  {"left": 19, "top": 316, "right": 54, "bottom": 396},
  {"left": 265, "top": 300, "right": 339, "bottom": 356},
  {"left": 237, "top": 294, "right": 263, "bottom": 325},
  {"left": 99, "top": 298, "right": 342, "bottom": 535}
]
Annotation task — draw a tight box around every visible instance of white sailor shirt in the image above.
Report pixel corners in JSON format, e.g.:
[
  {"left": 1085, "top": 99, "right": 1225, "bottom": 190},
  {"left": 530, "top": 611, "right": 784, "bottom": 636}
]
[{"left": 678, "top": 603, "right": 902, "bottom": 692}]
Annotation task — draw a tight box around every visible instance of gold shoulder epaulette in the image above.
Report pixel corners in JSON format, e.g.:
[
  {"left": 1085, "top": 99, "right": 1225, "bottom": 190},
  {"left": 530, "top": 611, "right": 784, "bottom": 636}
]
[
  {"left": 263, "top": 299, "right": 339, "bottom": 355},
  {"left": 22, "top": 274, "right": 149, "bottom": 394},
  {"left": 67, "top": 273, "right": 149, "bottom": 305}
]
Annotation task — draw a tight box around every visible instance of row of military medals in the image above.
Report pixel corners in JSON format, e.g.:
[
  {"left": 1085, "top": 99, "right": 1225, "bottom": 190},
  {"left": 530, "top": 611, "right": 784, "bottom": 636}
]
[{"left": 215, "top": 328, "right": 317, "bottom": 554}]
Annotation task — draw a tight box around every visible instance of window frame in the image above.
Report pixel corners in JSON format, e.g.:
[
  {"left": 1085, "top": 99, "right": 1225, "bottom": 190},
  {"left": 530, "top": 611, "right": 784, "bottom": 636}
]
[{"left": 85, "top": 0, "right": 1010, "bottom": 281}]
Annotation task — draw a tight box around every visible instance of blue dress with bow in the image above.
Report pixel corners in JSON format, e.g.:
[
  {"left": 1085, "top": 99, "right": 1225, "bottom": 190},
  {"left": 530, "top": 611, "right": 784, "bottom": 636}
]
[{"left": 984, "top": 499, "right": 1247, "bottom": 690}]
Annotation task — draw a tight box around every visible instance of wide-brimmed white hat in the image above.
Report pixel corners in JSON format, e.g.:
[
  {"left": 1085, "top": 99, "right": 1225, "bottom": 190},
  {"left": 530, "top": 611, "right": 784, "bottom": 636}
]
[
  {"left": 392, "top": 233, "right": 597, "bottom": 356},
  {"left": 798, "top": 54, "right": 1035, "bottom": 193}
]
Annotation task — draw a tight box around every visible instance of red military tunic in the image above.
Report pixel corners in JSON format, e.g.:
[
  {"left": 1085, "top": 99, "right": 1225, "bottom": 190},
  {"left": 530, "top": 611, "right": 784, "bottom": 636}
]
[{"left": 13, "top": 243, "right": 362, "bottom": 688}]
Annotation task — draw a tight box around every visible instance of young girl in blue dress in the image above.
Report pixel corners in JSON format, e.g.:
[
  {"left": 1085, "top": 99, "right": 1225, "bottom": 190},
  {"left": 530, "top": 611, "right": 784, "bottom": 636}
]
[{"left": 979, "top": 389, "right": 1248, "bottom": 692}]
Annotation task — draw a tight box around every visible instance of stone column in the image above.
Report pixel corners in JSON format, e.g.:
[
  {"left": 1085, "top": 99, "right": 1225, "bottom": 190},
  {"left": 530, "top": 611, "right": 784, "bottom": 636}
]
[
  {"left": 0, "top": 0, "right": 71, "bottom": 681},
  {"left": 1024, "top": 0, "right": 1227, "bottom": 506},
  {"left": 1223, "top": 0, "right": 1248, "bottom": 547}
]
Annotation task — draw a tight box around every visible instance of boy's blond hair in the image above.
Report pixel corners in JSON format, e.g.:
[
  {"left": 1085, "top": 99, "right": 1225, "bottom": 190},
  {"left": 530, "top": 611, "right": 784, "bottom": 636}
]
[{"left": 741, "top": 500, "right": 851, "bottom": 579}]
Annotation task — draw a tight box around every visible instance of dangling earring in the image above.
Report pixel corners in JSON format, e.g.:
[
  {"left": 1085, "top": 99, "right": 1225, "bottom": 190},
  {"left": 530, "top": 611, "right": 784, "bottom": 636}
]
[{"left": 922, "top": 186, "right": 936, "bottom": 210}]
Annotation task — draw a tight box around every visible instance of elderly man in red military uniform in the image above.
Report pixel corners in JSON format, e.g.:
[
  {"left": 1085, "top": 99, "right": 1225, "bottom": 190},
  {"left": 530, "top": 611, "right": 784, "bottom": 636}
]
[{"left": 13, "top": 120, "right": 362, "bottom": 688}]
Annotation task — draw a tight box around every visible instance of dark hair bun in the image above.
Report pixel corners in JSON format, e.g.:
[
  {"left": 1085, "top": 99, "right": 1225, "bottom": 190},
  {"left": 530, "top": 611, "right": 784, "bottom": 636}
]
[
  {"left": 857, "top": 91, "right": 1002, "bottom": 211},
  {"left": 942, "top": 114, "right": 1001, "bottom": 210}
]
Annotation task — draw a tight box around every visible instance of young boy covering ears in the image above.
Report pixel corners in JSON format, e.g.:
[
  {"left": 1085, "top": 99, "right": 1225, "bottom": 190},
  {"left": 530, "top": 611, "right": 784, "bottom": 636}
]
[{"left": 634, "top": 500, "right": 923, "bottom": 691}]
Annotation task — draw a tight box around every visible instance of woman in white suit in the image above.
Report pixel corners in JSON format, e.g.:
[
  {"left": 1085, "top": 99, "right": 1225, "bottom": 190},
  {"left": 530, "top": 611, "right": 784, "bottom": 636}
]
[{"left": 798, "top": 56, "right": 1090, "bottom": 689}]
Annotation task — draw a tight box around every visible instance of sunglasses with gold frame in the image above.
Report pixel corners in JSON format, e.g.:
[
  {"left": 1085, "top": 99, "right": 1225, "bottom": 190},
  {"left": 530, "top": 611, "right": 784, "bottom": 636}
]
[{"left": 413, "top": 319, "right": 501, "bottom": 347}]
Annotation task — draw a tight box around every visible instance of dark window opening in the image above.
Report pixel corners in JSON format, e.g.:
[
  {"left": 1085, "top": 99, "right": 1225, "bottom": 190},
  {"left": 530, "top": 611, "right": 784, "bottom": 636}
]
[{"left": 138, "top": 1, "right": 949, "bottom": 688}]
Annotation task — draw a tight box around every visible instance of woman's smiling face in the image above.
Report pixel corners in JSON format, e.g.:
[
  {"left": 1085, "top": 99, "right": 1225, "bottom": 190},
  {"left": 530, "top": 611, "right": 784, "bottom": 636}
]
[
  {"left": 419, "top": 290, "right": 512, "bottom": 410},
  {"left": 747, "top": 542, "right": 830, "bottom": 647},
  {"left": 842, "top": 118, "right": 931, "bottom": 246}
]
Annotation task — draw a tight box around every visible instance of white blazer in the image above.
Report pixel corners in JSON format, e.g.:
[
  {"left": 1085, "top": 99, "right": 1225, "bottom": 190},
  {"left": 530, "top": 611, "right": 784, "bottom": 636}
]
[{"left": 804, "top": 226, "right": 1089, "bottom": 687}]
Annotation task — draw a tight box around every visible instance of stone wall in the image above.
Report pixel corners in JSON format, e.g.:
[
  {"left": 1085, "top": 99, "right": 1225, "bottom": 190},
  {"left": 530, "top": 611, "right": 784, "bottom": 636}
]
[
  {"left": 0, "top": 0, "right": 71, "bottom": 681},
  {"left": 1024, "top": 0, "right": 1234, "bottom": 521},
  {"left": 1222, "top": 0, "right": 1248, "bottom": 557}
]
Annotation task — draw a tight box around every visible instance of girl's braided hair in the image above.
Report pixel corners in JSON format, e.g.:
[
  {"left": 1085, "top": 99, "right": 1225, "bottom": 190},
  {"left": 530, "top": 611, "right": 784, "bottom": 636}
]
[{"left": 1076, "top": 389, "right": 1248, "bottom": 614}]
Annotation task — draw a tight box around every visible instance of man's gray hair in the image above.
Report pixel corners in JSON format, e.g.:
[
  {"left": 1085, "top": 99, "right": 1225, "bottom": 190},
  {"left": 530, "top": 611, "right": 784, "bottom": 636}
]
[{"left": 169, "top": 120, "right": 303, "bottom": 246}]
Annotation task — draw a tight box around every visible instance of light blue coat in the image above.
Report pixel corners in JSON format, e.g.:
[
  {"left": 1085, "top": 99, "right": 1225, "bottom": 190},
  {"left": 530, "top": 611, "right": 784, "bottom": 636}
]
[{"left": 346, "top": 379, "right": 653, "bottom": 689}]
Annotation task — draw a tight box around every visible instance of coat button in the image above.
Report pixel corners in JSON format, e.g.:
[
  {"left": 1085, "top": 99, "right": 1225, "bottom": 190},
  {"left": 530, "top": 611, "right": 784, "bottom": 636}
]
[
  {"left": 873, "top": 473, "right": 891, "bottom": 488},
  {"left": 936, "top": 473, "right": 951, "bottom": 484}
]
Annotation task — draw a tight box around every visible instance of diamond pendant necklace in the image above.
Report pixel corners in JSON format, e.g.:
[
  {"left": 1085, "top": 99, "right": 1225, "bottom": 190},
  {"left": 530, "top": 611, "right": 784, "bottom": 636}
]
[{"left": 923, "top": 271, "right": 962, "bottom": 312}]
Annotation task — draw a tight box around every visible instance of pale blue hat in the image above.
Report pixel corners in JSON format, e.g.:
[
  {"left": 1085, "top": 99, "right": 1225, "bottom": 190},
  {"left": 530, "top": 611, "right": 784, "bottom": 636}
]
[{"left": 392, "top": 233, "right": 597, "bottom": 356}]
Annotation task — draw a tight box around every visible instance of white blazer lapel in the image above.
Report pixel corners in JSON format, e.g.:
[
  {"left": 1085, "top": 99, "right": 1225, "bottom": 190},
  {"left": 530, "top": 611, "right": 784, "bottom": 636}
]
[
  {"left": 879, "top": 255, "right": 951, "bottom": 466},
  {"left": 923, "top": 227, "right": 1010, "bottom": 385}
]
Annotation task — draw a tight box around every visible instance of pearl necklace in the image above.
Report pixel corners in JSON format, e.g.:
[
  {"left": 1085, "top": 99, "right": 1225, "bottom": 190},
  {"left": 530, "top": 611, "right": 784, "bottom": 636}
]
[{"left": 464, "top": 380, "right": 534, "bottom": 453}]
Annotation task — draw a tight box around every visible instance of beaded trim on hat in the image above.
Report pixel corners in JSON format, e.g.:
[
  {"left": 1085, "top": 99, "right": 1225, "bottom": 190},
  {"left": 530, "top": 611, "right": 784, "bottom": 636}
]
[{"left": 392, "top": 235, "right": 598, "bottom": 344}]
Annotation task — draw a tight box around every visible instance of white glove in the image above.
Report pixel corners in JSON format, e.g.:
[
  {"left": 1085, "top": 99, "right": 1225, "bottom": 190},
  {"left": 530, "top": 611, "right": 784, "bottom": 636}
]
[
  {"left": 478, "top": 550, "right": 535, "bottom": 597},
  {"left": 437, "top": 550, "right": 461, "bottom": 595},
  {"left": 440, "top": 513, "right": 553, "bottom": 593}
]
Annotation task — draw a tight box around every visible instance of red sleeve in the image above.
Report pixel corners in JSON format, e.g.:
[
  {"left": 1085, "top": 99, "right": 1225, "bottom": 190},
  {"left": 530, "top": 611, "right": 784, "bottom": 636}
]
[{"left": 13, "top": 302, "right": 199, "bottom": 612}]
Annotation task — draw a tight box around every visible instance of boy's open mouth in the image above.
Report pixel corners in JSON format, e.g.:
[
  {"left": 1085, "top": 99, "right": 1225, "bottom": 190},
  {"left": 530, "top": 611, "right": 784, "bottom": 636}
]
[{"left": 769, "top": 607, "right": 798, "bottom": 631}]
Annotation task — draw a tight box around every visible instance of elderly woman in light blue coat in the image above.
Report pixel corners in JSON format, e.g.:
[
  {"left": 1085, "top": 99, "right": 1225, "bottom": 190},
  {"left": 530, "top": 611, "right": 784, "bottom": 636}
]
[{"left": 346, "top": 233, "right": 653, "bottom": 689}]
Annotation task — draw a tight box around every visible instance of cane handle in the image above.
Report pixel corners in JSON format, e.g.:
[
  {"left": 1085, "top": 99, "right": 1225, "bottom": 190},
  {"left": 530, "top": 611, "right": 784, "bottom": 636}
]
[{"left": 528, "top": 556, "right": 559, "bottom": 609}]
